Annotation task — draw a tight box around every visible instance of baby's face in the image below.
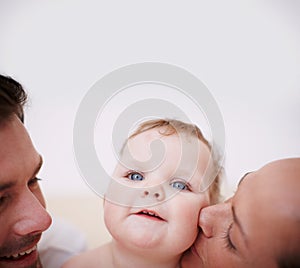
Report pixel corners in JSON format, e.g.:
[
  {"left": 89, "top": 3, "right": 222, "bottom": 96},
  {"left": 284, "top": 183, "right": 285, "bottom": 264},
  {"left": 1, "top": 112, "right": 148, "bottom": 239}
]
[{"left": 104, "top": 127, "right": 211, "bottom": 256}]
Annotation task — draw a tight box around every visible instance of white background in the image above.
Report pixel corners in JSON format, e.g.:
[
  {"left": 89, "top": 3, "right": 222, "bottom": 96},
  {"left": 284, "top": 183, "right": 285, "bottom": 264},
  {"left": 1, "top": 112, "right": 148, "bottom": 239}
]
[{"left": 1, "top": 0, "right": 299, "bottom": 198}]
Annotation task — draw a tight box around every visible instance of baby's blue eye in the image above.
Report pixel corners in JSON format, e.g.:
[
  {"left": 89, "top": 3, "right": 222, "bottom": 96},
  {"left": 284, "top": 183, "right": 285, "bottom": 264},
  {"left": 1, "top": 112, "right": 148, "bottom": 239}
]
[
  {"left": 170, "top": 181, "right": 188, "bottom": 190},
  {"left": 128, "top": 172, "right": 144, "bottom": 181}
]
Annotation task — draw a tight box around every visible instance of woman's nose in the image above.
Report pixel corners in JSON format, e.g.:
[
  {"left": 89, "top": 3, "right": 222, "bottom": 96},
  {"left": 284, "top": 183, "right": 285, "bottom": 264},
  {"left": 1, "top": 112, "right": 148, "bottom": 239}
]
[
  {"left": 199, "top": 203, "right": 231, "bottom": 238},
  {"left": 13, "top": 191, "right": 52, "bottom": 236}
]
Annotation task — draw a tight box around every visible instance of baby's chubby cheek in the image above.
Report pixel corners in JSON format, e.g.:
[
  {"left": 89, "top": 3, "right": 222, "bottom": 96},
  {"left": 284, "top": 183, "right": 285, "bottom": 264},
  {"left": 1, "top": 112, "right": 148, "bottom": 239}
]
[{"left": 174, "top": 196, "right": 207, "bottom": 242}]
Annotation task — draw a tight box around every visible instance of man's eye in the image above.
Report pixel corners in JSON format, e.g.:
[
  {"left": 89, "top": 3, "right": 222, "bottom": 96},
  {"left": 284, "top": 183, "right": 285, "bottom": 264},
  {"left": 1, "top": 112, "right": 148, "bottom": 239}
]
[
  {"left": 127, "top": 172, "right": 144, "bottom": 181},
  {"left": 0, "top": 195, "right": 8, "bottom": 207},
  {"left": 28, "top": 177, "right": 42, "bottom": 188},
  {"left": 170, "top": 181, "right": 189, "bottom": 191}
]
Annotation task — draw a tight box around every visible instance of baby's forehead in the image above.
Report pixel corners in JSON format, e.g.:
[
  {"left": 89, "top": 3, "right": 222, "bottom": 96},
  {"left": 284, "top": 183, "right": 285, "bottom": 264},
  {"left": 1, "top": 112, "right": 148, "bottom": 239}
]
[
  {"left": 120, "top": 129, "right": 179, "bottom": 165},
  {"left": 125, "top": 127, "right": 208, "bottom": 159},
  {"left": 127, "top": 127, "right": 199, "bottom": 145},
  {"left": 130, "top": 126, "right": 173, "bottom": 140},
  {"left": 120, "top": 128, "right": 209, "bottom": 172}
]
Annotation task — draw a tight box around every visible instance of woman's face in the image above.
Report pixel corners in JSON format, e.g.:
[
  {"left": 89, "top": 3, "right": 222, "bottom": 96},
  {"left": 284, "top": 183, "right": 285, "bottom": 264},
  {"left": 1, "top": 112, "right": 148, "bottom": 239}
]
[{"left": 181, "top": 159, "right": 300, "bottom": 268}]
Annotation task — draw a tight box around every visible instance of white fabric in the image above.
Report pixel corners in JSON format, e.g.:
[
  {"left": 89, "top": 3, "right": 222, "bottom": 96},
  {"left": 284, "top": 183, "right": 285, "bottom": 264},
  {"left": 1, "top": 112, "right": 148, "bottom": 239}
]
[{"left": 39, "top": 216, "right": 87, "bottom": 268}]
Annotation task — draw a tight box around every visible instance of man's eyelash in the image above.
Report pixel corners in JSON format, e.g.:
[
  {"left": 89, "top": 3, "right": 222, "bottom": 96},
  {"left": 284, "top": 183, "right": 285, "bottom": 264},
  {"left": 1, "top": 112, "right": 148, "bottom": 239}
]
[
  {"left": 0, "top": 194, "right": 9, "bottom": 206},
  {"left": 222, "top": 223, "right": 236, "bottom": 251},
  {"left": 28, "top": 177, "right": 42, "bottom": 185}
]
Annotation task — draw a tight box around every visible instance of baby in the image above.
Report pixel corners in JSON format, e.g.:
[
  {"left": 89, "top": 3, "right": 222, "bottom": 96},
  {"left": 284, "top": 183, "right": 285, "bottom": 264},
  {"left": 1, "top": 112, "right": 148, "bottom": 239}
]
[{"left": 63, "top": 119, "right": 221, "bottom": 268}]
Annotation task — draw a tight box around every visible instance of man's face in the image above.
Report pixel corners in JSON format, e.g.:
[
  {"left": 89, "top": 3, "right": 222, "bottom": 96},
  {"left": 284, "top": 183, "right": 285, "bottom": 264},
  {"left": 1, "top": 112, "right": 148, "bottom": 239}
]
[
  {"left": 182, "top": 158, "right": 300, "bottom": 268},
  {"left": 0, "top": 116, "right": 52, "bottom": 268}
]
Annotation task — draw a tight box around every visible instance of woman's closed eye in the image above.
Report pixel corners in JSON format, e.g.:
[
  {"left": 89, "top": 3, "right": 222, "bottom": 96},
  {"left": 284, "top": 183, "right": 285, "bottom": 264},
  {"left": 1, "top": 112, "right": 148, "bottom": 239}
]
[{"left": 222, "top": 223, "right": 237, "bottom": 251}]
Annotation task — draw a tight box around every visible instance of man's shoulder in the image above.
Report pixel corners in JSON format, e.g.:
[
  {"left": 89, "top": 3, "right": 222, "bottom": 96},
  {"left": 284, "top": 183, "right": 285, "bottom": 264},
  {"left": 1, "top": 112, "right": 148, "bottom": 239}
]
[{"left": 39, "top": 216, "right": 87, "bottom": 268}]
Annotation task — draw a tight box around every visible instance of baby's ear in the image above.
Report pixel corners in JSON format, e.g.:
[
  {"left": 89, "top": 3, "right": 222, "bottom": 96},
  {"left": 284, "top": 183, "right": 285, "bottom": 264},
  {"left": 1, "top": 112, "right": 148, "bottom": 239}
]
[{"left": 102, "top": 195, "right": 106, "bottom": 207}]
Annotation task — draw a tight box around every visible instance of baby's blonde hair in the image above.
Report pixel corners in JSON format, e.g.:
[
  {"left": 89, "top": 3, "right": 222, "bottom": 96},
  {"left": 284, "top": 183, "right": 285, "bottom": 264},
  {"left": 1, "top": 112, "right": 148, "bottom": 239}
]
[{"left": 127, "top": 118, "right": 222, "bottom": 204}]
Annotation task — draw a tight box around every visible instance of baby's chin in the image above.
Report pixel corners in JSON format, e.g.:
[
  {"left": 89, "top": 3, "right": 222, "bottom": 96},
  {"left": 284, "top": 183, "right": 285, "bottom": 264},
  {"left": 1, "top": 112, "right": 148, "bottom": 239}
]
[{"left": 114, "top": 217, "right": 168, "bottom": 249}]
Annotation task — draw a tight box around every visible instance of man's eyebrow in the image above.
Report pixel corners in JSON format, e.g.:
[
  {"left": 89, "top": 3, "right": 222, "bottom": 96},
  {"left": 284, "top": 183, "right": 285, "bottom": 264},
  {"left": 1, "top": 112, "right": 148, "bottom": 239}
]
[
  {"left": 0, "top": 181, "right": 16, "bottom": 192},
  {"left": 232, "top": 205, "right": 248, "bottom": 246},
  {"left": 31, "top": 155, "right": 43, "bottom": 178},
  {"left": 237, "top": 171, "right": 253, "bottom": 186},
  {"left": 0, "top": 156, "right": 43, "bottom": 191}
]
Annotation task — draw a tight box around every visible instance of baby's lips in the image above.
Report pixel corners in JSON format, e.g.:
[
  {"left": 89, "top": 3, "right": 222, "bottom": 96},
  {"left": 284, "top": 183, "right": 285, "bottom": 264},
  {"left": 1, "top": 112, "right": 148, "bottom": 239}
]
[{"left": 135, "top": 209, "right": 166, "bottom": 221}]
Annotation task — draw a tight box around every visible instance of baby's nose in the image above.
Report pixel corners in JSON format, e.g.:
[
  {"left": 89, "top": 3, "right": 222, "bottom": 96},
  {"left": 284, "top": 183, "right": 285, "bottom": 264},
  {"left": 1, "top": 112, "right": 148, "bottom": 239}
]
[{"left": 141, "top": 185, "right": 165, "bottom": 201}]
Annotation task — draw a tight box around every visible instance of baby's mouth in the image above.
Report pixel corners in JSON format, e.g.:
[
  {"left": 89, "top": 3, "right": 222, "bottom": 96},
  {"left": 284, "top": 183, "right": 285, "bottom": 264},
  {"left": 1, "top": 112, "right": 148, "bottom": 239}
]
[{"left": 135, "top": 209, "right": 166, "bottom": 221}]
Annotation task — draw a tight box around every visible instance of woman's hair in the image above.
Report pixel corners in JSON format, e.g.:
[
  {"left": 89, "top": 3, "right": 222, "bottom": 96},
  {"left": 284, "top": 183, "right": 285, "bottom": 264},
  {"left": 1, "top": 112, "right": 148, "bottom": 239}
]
[
  {"left": 127, "top": 118, "right": 222, "bottom": 204},
  {"left": 0, "top": 74, "right": 27, "bottom": 125}
]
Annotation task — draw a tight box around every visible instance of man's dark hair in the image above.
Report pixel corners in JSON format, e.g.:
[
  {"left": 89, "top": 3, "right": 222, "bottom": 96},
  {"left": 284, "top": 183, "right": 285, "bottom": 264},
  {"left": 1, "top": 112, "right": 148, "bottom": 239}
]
[
  {"left": 0, "top": 74, "right": 27, "bottom": 125},
  {"left": 278, "top": 255, "right": 300, "bottom": 268},
  {"left": 277, "top": 242, "right": 300, "bottom": 268}
]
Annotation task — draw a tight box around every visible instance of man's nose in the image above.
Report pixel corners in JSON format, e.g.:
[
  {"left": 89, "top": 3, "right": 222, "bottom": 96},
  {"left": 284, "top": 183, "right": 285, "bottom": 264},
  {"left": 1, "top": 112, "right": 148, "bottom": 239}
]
[
  {"left": 198, "top": 202, "right": 231, "bottom": 238},
  {"left": 13, "top": 191, "right": 52, "bottom": 236}
]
